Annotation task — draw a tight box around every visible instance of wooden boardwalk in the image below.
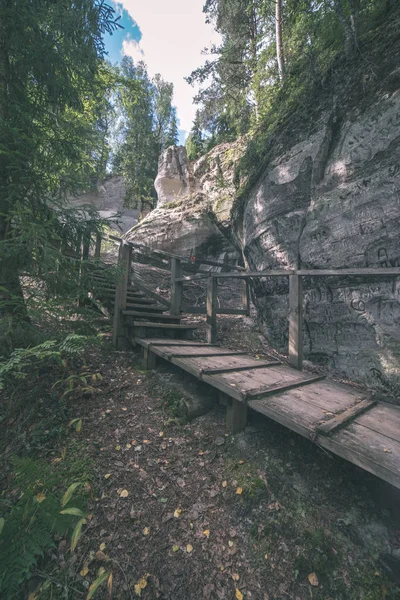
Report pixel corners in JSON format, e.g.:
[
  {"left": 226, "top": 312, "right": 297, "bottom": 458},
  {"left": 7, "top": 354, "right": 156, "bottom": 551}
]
[{"left": 135, "top": 337, "right": 400, "bottom": 490}]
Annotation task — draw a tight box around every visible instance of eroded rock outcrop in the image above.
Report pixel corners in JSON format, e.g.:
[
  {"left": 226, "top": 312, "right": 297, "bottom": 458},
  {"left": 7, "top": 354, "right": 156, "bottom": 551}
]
[{"left": 124, "top": 75, "right": 400, "bottom": 395}]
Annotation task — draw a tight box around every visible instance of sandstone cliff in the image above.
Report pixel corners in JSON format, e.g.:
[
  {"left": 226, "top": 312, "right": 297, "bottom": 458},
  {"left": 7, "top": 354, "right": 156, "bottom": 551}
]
[{"left": 124, "top": 52, "right": 400, "bottom": 395}]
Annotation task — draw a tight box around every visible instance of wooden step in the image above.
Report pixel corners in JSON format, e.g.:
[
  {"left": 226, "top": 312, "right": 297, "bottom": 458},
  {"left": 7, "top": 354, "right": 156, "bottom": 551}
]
[
  {"left": 106, "top": 295, "right": 155, "bottom": 305},
  {"left": 122, "top": 311, "right": 181, "bottom": 322},
  {"left": 132, "top": 321, "right": 198, "bottom": 330},
  {"left": 124, "top": 304, "right": 166, "bottom": 313}
]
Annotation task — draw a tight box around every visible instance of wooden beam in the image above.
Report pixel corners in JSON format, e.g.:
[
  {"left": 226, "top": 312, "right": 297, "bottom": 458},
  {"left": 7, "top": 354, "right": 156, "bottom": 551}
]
[
  {"left": 242, "top": 280, "right": 250, "bottom": 316},
  {"left": 142, "top": 347, "right": 157, "bottom": 370},
  {"left": 182, "top": 306, "right": 248, "bottom": 315},
  {"left": 289, "top": 273, "right": 303, "bottom": 370},
  {"left": 297, "top": 268, "right": 400, "bottom": 277},
  {"left": 206, "top": 276, "right": 218, "bottom": 344},
  {"left": 211, "top": 270, "right": 294, "bottom": 279},
  {"left": 171, "top": 351, "right": 248, "bottom": 359},
  {"left": 170, "top": 257, "right": 183, "bottom": 316},
  {"left": 112, "top": 242, "right": 132, "bottom": 348},
  {"left": 226, "top": 397, "right": 248, "bottom": 433},
  {"left": 316, "top": 397, "right": 376, "bottom": 436},
  {"left": 245, "top": 375, "right": 325, "bottom": 400},
  {"left": 201, "top": 361, "right": 281, "bottom": 375}
]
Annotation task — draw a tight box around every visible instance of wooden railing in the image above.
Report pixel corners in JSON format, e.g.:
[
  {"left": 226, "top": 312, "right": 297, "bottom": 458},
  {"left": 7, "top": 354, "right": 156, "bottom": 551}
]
[{"left": 92, "top": 234, "right": 400, "bottom": 370}]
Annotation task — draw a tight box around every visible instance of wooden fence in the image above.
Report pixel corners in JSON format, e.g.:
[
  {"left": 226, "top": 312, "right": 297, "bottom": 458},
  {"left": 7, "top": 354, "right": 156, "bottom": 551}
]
[{"left": 90, "top": 234, "right": 400, "bottom": 372}]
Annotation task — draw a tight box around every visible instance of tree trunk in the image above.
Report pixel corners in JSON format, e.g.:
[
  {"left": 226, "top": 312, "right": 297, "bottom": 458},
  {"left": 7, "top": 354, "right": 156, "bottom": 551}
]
[
  {"left": 275, "top": 0, "right": 285, "bottom": 81},
  {"left": 333, "top": 0, "right": 356, "bottom": 59}
]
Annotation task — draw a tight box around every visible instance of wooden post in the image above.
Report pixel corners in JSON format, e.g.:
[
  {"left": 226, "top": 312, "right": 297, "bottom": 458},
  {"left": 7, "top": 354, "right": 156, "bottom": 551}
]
[
  {"left": 288, "top": 274, "right": 303, "bottom": 370},
  {"left": 206, "top": 276, "right": 218, "bottom": 344},
  {"left": 170, "top": 257, "right": 182, "bottom": 316},
  {"left": 112, "top": 242, "right": 132, "bottom": 348},
  {"left": 94, "top": 233, "right": 102, "bottom": 258},
  {"left": 226, "top": 397, "right": 248, "bottom": 433},
  {"left": 242, "top": 280, "right": 250, "bottom": 316}
]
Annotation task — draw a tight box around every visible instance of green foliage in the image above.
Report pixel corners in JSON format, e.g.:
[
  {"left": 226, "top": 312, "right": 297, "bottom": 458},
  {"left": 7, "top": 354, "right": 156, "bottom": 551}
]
[
  {"left": 0, "top": 456, "right": 89, "bottom": 598},
  {"left": 0, "top": 333, "right": 94, "bottom": 390},
  {"left": 111, "top": 57, "right": 178, "bottom": 210},
  {"left": 185, "top": 111, "right": 205, "bottom": 160}
]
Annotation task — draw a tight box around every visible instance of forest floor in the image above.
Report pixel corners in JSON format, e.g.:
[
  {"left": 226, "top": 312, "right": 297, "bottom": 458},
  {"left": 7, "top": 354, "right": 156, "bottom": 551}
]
[{"left": 2, "top": 310, "right": 400, "bottom": 599}]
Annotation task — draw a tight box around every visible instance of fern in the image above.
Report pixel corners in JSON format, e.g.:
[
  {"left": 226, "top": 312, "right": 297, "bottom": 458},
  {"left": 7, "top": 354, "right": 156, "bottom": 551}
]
[{"left": 0, "top": 457, "right": 87, "bottom": 598}]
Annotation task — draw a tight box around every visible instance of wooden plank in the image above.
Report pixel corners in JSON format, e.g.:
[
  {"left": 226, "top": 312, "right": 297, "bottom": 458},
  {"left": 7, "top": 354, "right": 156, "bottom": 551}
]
[
  {"left": 319, "top": 423, "right": 400, "bottom": 489},
  {"left": 122, "top": 311, "right": 180, "bottom": 321},
  {"left": 150, "top": 344, "right": 233, "bottom": 361},
  {"left": 264, "top": 379, "right": 365, "bottom": 413},
  {"left": 354, "top": 402, "right": 400, "bottom": 443},
  {"left": 316, "top": 398, "right": 376, "bottom": 436},
  {"left": 298, "top": 268, "right": 400, "bottom": 277},
  {"left": 211, "top": 270, "right": 294, "bottom": 279},
  {"left": 242, "top": 280, "right": 250, "bottom": 316},
  {"left": 170, "top": 257, "right": 183, "bottom": 316},
  {"left": 135, "top": 338, "right": 216, "bottom": 349},
  {"left": 245, "top": 374, "right": 325, "bottom": 400},
  {"left": 171, "top": 355, "right": 278, "bottom": 378},
  {"left": 206, "top": 276, "right": 218, "bottom": 344},
  {"left": 182, "top": 306, "right": 248, "bottom": 315},
  {"left": 288, "top": 274, "right": 303, "bottom": 370},
  {"left": 132, "top": 321, "right": 197, "bottom": 329},
  {"left": 203, "top": 365, "right": 324, "bottom": 402},
  {"left": 171, "top": 350, "right": 247, "bottom": 358}
]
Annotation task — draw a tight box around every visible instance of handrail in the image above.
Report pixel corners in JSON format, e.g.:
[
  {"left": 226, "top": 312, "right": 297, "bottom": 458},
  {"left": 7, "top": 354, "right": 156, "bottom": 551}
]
[{"left": 211, "top": 268, "right": 400, "bottom": 278}]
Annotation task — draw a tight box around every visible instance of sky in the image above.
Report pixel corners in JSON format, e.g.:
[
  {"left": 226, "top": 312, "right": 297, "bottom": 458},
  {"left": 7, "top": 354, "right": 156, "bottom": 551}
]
[{"left": 104, "top": 1, "right": 220, "bottom": 145}]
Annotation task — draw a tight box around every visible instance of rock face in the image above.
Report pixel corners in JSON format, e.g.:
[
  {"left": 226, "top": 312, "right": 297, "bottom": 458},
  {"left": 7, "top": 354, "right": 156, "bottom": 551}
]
[
  {"left": 68, "top": 176, "right": 139, "bottom": 234},
  {"left": 124, "top": 78, "right": 400, "bottom": 395},
  {"left": 155, "top": 146, "right": 194, "bottom": 207},
  {"left": 242, "top": 91, "right": 400, "bottom": 393}
]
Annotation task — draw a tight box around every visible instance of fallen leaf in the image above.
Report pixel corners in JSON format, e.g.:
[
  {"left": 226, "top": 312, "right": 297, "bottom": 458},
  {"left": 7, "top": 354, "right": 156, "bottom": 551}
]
[
  {"left": 228, "top": 540, "right": 234, "bottom": 547},
  {"left": 143, "top": 440, "right": 150, "bottom": 444},
  {"left": 236, "top": 487, "right": 243, "bottom": 495},
  {"left": 115, "top": 445, "right": 121, "bottom": 451},
  {"left": 222, "top": 481, "right": 227, "bottom": 488},
  {"left": 95, "top": 550, "right": 107, "bottom": 561},
  {"left": 203, "top": 529, "right": 210, "bottom": 538},
  {"left": 134, "top": 575, "right": 148, "bottom": 596},
  {"left": 36, "top": 492, "right": 46, "bottom": 503},
  {"left": 80, "top": 564, "right": 89, "bottom": 577},
  {"left": 104, "top": 474, "right": 111, "bottom": 479},
  {"left": 99, "top": 543, "right": 106, "bottom": 551},
  {"left": 239, "top": 460, "right": 245, "bottom": 464},
  {"left": 120, "top": 489, "right": 129, "bottom": 498},
  {"left": 107, "top": 572, "right": 113, "bottom": 598},
  {"left": 143, "top": 527, "right": 150, "bottom": 536},
  {"left": 172, "top": 545, "right": 179, "bottom": 552},
  {"left": 384, "top": 448, "right": 392, "bottom": 453},
  {"left": 126, "top": 443, "right": 132, "bottom": 449},
  {"left": 159, "top": 431, "right": 164, "bottom": 437},
  {"left": 264, "top": 554, "right": 268, "bottom": 560},
  {"left": 308, "top": 572, "right": 319, "bottom": 587},
  {"left": 232, "top": 573, "right": 240, "bottom": 581},
  {"left": 186, "top": 544, "right": 193, "bottom": 553},
  {"left": 174, "top": 507, "right": 182, "bottom": 518},
  {"left": 235, "top": 589, "right": 243, "bottom": 600}
]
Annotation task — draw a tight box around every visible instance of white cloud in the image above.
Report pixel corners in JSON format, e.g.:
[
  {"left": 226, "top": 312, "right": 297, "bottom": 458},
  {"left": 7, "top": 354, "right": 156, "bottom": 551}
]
[{"left": 118, "top": 0, "right": 220, "bottom": 139}]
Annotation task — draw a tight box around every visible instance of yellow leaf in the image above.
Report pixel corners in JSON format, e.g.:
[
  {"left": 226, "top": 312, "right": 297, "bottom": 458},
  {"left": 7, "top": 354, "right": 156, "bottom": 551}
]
[
  {"left": 308, "top": 572, "right": 319, "bottom": 587},
  {"left": 107, "top": 572, "right": 113, "bottom": 598},
  {"left": 75, "top": 419, "right": 83, "bottom": 433},
  {"left": 143, "top": 527, "right": 150, "bottom": 536},
  {"left": 384, "top": 448, "right": 392, "bottom": 453},
  {"left": 28, "top": 593, "right": 38, "bottom": 600},
  {"left": 232, "top": 573, "right": 240, "bottom": 581},
  {"left": 62, "top": 482, "right": 81, "bottom": 507},
  {"left": 100, "top": 543, "right": 106, "bottom": 551},
  {"left": 36, "top": 492, "right": 46, "bottom": 503},
  {"left": 120, "top": 489, "right": 129, "bottom": 498},
  {"left": 159, "top": 431, "right": 164, "bottom": 437},
  {"left": 174, "top": 507, "right": 182, "bottom": 518},
  {"left": 104, "top": 474, "right": 111, "bottom": 479},
  {"left": 126, "top": 443, "right": 132, "bottom": 449},
  {"left": 80, "top": 564, "right": 89, "bottom": 577},
  {"left": 86, "top": 571, "right": 109, "bottom": 599},
  {"left": 134, "top": 575, "right": 148, "bottom": 596},
  {"left": 264, "top": 553, "right": 268, "bottom": 560},
  {"left": 71, "top": 518, "right": 85, "bottom": 552},
  {"left": 228, "top": 540, "right": 234, "bottom": 547},
  {"left": 239, "top": 460, "right": 245, "bottom": 464},
  {"left": 203, "top": 529, "right": 210, "bottom": 538},
  {"left": 115, "top": 445, "right": 121, "bottom": 451},
  {"left": 235, "top": 589, "right": 243, "bottom": 600},
  {"left": 222, "top": 481, "right": 227, "bottom": 488},
  {"left": 143, "top": 440, "right": 150, "bottom": 444},
  {"left": 186, "top": 544, "right": 193, "bottom": 553},
  {"left": 172, "top": 545, "right": 179, "bottom": 552},
  {"left": 236, "top": 487, "right": 243, "bottom": 495}
]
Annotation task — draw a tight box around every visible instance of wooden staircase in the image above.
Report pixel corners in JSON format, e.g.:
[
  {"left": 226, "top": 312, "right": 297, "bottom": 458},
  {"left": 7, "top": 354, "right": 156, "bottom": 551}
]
[{"left": 88, "top": 264, "right": 198, "bottom": 346}]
